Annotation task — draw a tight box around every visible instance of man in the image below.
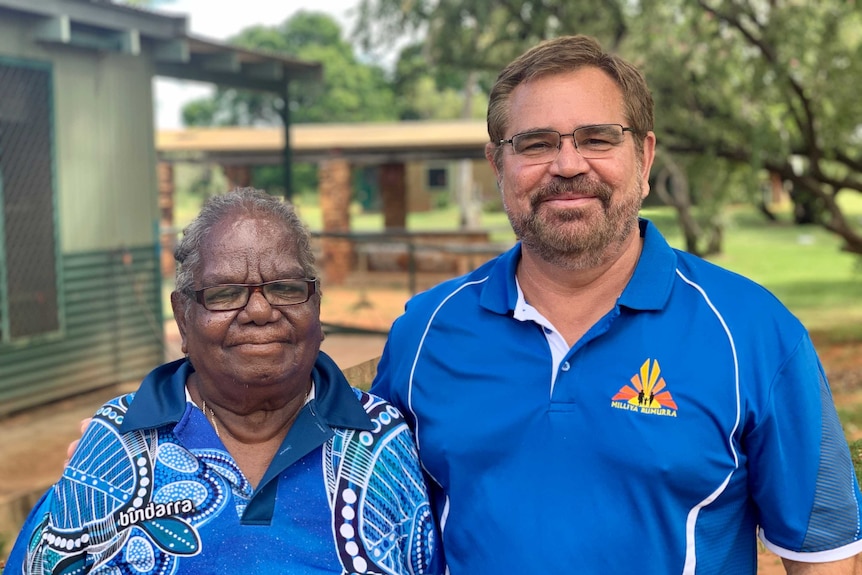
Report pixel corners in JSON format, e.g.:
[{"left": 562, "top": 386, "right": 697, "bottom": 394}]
[{"left": 370, "top": 35, "right": 862, "bottom": 574}]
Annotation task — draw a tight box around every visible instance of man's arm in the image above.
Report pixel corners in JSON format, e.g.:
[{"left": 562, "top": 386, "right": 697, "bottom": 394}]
[{"left": 783, "top": 555, "right": 862, "bottom": 574}]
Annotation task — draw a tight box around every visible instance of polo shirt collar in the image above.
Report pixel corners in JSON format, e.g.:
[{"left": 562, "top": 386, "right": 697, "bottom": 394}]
[
  {"left": 618, "top": 219, "right": 677, "bottom": 311},
  {"left": 310, "top": 352, "right": 374, "bottom": 430},
  {"left": 479, "top": 218, "right": 676, "bottom": 315},
  {"left": 479, "top": 241, "right": 523, "bottom": 315},
  {"left": 120, "top": 352, "right": 372, "bottom": 433}
]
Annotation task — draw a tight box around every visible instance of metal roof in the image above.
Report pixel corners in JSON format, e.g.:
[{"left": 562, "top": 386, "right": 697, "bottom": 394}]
[
  {"left": 156, "top": 121, "right": 492, "bottom": 164},
  {"left": 0, "top": 0, "right": 321, "bottom": 92}
]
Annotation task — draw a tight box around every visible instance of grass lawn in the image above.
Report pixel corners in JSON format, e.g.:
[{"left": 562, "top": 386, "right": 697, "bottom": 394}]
[
  {"left": 642, "top": 196, "right": 862, "bottom": 340},
  {"left": 293, "top": 195, "right": 862, "bottom": 336},
  {"left": 174, "top": 190, "right": 862, "bottom": 338}
]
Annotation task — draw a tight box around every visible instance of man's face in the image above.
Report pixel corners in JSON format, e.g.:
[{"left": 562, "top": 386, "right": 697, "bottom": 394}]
[
  {"left": 173, "top": 215, "right": 323, "bottom": 395},
  {"left": 487, "top": 67, "right": 656, "bottom": 269}
]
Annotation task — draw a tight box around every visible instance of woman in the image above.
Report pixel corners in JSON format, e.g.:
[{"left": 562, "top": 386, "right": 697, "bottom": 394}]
[{"left": 4, "top": 188, "right": 441, "bottom": 574}]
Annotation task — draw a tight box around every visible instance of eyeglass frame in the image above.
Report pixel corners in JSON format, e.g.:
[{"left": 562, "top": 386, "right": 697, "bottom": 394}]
[
  {"left": 192, "top": 278, "right": 318, "bottom": 311},
  {"left": 497, "top": 123, "right": 637, "bottom": 162}
]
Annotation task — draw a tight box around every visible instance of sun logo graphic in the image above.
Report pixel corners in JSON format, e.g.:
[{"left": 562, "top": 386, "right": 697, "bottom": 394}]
[{"left": 611, "top": 359, "right": 678, "bottom": 417}]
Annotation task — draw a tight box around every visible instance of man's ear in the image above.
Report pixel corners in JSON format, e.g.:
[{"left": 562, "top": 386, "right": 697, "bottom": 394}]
[
  {"left": 170, "top": 291, "right": 189, "bottom": 355},
  {"left": 640, "top": 131, "right": 657, "bottom": 200},
  {"left": 485, "top": 142, "right": 502, "bottom": 184}
]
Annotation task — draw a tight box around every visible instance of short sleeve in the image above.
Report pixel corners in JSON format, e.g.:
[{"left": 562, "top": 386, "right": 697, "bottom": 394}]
[{"left": 749, "top": 335, "right": 862, "bottom": 557}]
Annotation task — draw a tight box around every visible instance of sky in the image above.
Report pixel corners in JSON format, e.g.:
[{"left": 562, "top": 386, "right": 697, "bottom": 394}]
[{"left": 152, "top": 0, "right": 359, "bottom": 128}]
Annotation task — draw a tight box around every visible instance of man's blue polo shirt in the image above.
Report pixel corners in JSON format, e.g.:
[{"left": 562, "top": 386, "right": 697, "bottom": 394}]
[
  {"left": 371, "top": 219, "right": 862, "bottom": 574},
  {"left": 6, "top": 353, "right": 441, "bottom": 574}
]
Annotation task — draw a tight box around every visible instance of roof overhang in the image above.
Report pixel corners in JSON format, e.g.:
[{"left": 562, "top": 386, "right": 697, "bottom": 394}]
[
  {"left": 0, "top": 0, "right": 322, "bottom": 93},
  {"left": 157, "top": 121, "right": 492, "bottom": 164}
]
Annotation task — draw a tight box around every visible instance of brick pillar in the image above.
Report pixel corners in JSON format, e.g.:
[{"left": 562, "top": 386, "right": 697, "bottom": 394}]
[
  {"left": 157, "top": 162, "right": 176, "bottom": 279},
  {"left": 380, "top": 162, "right": 407, "bottom": 230},
  {"left": 222, "top": 165, "right": 253, "bottom": 189},
  {"left": 319, "top": 157, "right": 352, "bottom": 285}
]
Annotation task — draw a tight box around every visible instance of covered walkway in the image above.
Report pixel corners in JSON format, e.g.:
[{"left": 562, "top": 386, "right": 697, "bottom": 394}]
[{"left": 155, "top": 121, "right": 498, "bottom": 284}]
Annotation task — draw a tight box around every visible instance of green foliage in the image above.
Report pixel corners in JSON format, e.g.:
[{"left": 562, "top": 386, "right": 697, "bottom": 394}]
[
  {"left": 392, "top": 43, "right": 488, "bottom": 120},
  {"left": 291, "top": 43, "right": 395, "bottom": 123},
  {"left": 294, "top": 191, "right": 862, "bottom": 329},
  {"left": 249, "top": 163, "right": 319, "bottom": 201},
  {"left": 643, "top": 198, "right": 862, "bottom": 333},
  {"left": 180, "top": 98, "right": 218, "bottom": 127},
  {"left": 354, "top": 0, "right": 629, "bottom": 73},
  {"left": 175, "top": 0, "right": 862, "bottom": 257},
  {"left": 353, "top": 0, "right": 862, "bottom": 256},
  {"left": 396, "top": 76, "right": 484, "bottom": 120},
  {"left": 632, "top": 0, "right": 862, "bottom": 252},
  {"left": 181, "top": 11, "right": 396, "bottom": 126}
]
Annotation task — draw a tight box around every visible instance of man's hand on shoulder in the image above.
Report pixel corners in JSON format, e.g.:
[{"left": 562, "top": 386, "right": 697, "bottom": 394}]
[{"left": 64, "top": 417, "right": 92, "bottom": 466}]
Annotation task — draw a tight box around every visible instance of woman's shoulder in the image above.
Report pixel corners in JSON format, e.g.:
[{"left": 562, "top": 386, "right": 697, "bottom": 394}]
[
  {"left": 71, "top": 392, "right": 155, "bottom": 459},
  {"left": 83, "top": 392, "right": 137, "bottom": 435},
  {"left": 349, "top": 387, "right": 408, "bottom": 422}
]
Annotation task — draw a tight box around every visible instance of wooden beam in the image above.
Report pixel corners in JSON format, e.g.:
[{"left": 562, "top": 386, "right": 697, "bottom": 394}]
[
  {"left": 245, "top": 61, "right": 283, "bottom": 81},
  {"left": 33, "top": 15, "right": 71, "bottom": 44},
  {"left": 113, "top": 28, "right": 139, "bottom": 55},
  {"left": 201, "top": 52, "right": 239, "bottom": 73},
  {"left": 154, "top": 39, "right": 190, "bottom": 63}
]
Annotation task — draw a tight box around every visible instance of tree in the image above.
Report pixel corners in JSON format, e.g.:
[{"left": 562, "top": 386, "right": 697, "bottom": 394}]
[
  {"left": 354, "top": 0, "right": 730, "bottom": 242},
  {"left": 355, "top": 0, "right": 629, "bottom": 74},
  {"left": 180, "top": 11, "right": 399, "bottom": 197},
  {"left": 636, "top": 0, "right": 862, "bottom": 255},
  {"left": 181, "top": 11, "right": 397, "bottom": 127},
  {"left": 354, "top": 0, "right": 862, "bottom": 256},
  {"left": 392, "top": 43, "right": 486, "bottom": 120}
]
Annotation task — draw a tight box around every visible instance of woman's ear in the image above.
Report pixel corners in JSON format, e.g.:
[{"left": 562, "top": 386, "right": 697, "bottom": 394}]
[{"left": 170, "top": 291, "right": 189, "bottom": 355}]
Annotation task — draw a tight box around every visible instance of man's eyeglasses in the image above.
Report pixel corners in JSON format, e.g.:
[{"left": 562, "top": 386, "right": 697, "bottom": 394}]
[
  {"left": 194, "top": 278, "right": 317, "bottom": 311},
  {"left": 499, "top": 123, "right": 635, "bottom": 164}
]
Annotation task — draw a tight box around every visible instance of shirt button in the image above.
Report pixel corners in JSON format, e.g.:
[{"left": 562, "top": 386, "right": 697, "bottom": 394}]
[
  {"left": 543, "top": 327, "right": 552, "bottom": 334},
  {"left": 561, "top": 362, "right": 570, "bottom": 372}
]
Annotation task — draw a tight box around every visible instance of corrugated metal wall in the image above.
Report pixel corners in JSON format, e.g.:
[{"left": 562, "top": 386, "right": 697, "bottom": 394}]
[{"left": 0, "top": 246, "right": 163, "bottom": 417}]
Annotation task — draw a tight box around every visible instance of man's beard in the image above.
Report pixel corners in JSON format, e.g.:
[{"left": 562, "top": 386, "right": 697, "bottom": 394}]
[{"left": 504, "top": 174, "right": 643, "bottom": 270}]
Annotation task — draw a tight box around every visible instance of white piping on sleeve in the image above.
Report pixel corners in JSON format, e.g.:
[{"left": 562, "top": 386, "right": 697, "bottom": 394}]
[
  {"left": 406, "top": 277, "right": 489, "bottom": 453},
  {"left": 759, "top": 529, "right": 862, "bottom": 563},
  {"left": 405, "top": 277, "right": 490, "bottom": 530}
]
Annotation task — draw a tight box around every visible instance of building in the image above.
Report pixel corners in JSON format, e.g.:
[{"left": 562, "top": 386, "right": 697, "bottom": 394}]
[
  {"left": 0, "top": 0, "right": 321, "bottom": 416},
  {"left": 155, "top": 122, "right": 503, "bottom": 284}
]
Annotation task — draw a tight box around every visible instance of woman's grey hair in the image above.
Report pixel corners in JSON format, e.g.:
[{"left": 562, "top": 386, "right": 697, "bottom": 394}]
[{"left": 173, "top": 187, "right": 317, "bottom": 313}]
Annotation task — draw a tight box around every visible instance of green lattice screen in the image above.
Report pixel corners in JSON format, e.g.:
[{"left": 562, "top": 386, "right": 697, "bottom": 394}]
[{"left": 0, "top": 60, "right": 59, "bottom": 340}]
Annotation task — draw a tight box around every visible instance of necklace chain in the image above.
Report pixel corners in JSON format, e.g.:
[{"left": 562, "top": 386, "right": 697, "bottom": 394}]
[
  {"left": 197, "top": 382, "right": 313, "bottom": 441},
  {"left": 201, "top": 399, "right": 221, "bottom": 439}
]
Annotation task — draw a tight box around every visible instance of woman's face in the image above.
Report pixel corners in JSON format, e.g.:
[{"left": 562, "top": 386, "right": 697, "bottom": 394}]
[{"left": 173, "top": 214, "right": 323, "bottom": 398}]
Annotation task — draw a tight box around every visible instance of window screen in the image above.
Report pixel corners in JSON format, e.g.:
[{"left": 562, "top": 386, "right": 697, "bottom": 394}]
[{"left": 0, "top": 60, "right": 59, "bottom": 339}]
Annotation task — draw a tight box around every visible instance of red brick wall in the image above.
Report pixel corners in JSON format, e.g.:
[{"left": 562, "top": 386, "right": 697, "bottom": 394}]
[{"left": 319, "top": 158, "right": 353, "bottom": 285}]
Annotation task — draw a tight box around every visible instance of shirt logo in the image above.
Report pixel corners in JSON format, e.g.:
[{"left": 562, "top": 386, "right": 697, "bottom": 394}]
[
  {"left": 611, "top": 358, "right": 678, "bottom": 417},
  {"left": 117, "top": 498, "right": 196, "bottom": 527}
]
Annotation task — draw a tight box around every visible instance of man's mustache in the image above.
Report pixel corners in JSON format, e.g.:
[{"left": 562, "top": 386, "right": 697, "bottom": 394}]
[{"left": 531, "top": 177, "right": 613, "bottom": 208}]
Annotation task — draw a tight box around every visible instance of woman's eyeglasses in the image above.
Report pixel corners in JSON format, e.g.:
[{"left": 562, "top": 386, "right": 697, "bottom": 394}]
[{"left": 193, "top": 278, "right": 317, "bottom": 311}]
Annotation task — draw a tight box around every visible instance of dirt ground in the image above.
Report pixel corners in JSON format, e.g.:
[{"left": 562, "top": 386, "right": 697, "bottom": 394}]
[{"left": 1, "top": 275, "right": 861, "bottom": 573}]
